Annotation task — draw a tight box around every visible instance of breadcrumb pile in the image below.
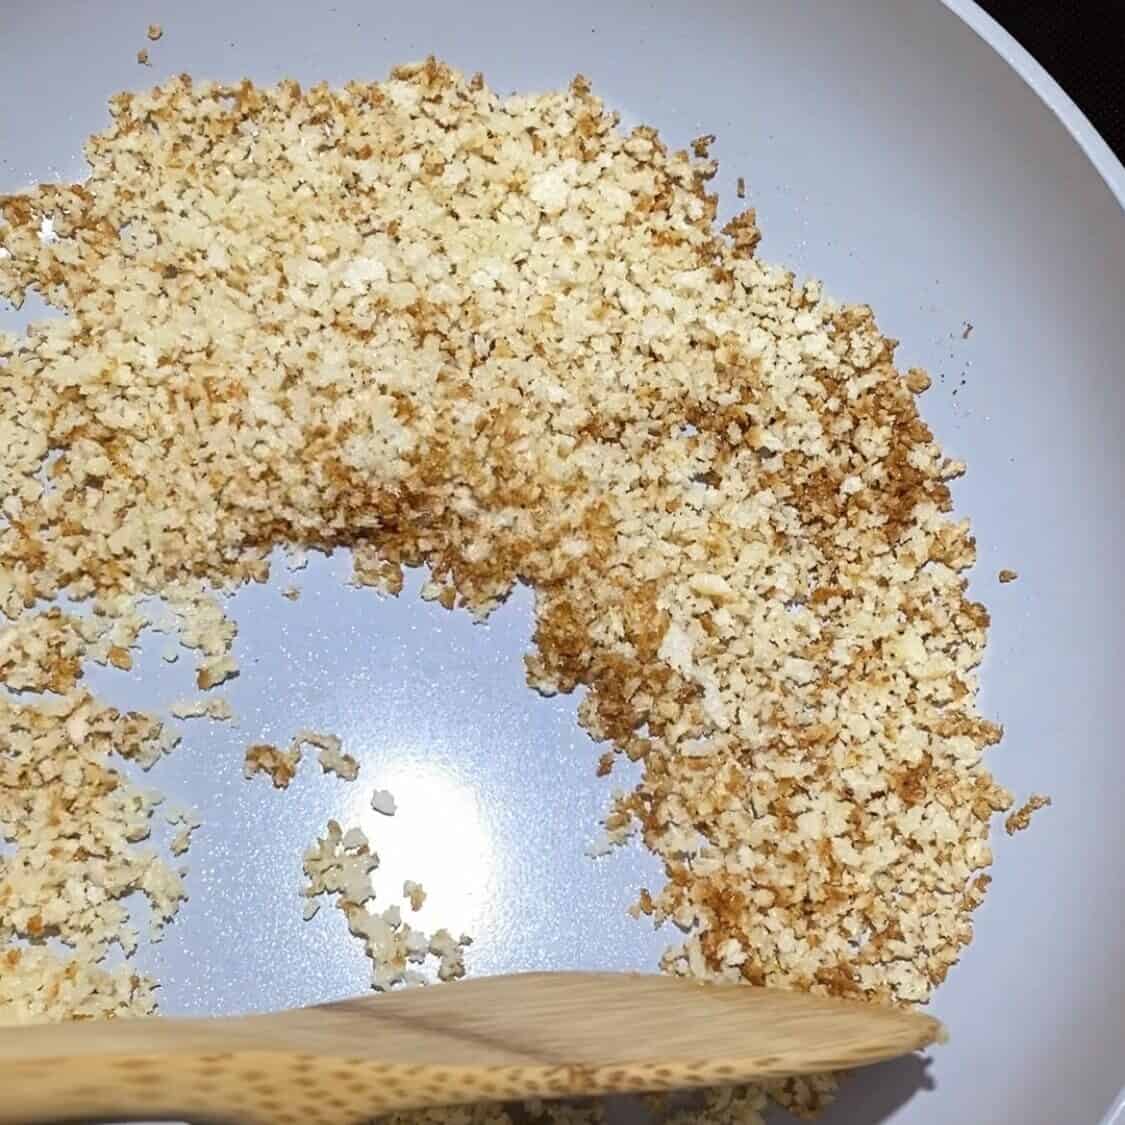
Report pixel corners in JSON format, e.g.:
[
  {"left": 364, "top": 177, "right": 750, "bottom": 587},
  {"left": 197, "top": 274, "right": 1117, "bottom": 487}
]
[
  {"left": 0, "top": 691, "right": 183, "bottom": 1020},
  {"left": 0, "top": 58, "right": 1026, "bottom": 1122}
]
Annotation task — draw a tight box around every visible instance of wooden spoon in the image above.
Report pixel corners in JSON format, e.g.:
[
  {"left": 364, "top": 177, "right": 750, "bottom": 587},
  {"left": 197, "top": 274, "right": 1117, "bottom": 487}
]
[{"left": 0, "top": 972, "right": 941, "bottom": 1123}]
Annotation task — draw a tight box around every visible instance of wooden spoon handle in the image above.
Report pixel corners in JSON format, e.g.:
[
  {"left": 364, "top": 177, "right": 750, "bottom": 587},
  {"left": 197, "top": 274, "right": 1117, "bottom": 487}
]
[
  {"left": 1, "top": 1050, "right": 483, "bottom": 1124},
  {"left": 0, "top": 1052, "right": 733, "bottom": 1124}
]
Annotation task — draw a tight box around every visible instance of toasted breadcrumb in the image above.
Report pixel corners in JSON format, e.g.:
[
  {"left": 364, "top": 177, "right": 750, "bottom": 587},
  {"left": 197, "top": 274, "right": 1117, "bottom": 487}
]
[
  {"left": 281, "top": 585, "right": 301, "bottom": 601},
  {"left": 998, "top": 569, "right": 1018, "bottom": 584},
  {"left": 0, "top": 609, "right": 85, "bottom": 693},
  {"left": 1005, "top": 794, "right": 1050, "bottom": 835},
  {"left": 136, "top": 49, "right": 150, "bottom": 66},
  {"left": 146, "top": 23, "right": 162, "bottom": 40},
  {"left": 905, "top": 367, "right": 932, "bottom": 393},
  {"left": 0, "top": 62, "right": 1027, "bottom": 1121},
  {"left": 243, "top": 742, "right": 300, "bottom": 789},
  {"left": 196, "top": 653, "right": 238, "bottom": 690},
  {"left": 0, "top": 692, "right": 185, "bottom": 1006}
]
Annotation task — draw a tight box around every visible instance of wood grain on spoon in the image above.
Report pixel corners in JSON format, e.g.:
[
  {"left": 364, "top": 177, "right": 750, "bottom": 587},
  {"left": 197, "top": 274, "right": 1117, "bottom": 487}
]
[{"left": 0, "top": 972, "right": 942, "bottom": 1124}]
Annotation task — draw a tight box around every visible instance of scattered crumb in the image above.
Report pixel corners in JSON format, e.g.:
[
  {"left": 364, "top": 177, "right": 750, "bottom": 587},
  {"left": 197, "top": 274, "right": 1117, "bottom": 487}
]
[
  {"left": 962, "top": 321, "right": 974, "bottom": 339},
  {"left": 905, "top": 368, "right": 932, "bottom": 394},
  {"left": 1005, "top": 794, "right": 1051, "bottom": 835},
  {"left": 302, "top": 821, "right": 468, "bottom": 990},
  {"left": 370, "top": 789, "right": 397, "bottom": 817},
  {"left": 243, "top": 742, "right": 301, "bottom": 789},
  {"left": 169, "top": 697, "right": 208, "bottom": 720},
  {"left": 166, "top": 806, "right": 201, "bottom": 856},
  {"left": 137, "top": 49, "right": 150, "bottom": 66},
  {"left": 170, "top": 696, "right": 233, "bottom": 722},
  {"left": 403, "top": 880, "right": 426, "bottom": 911},
  {"left": 317, "top": 745, "right": 359, "bottom": 780},
  {"left": 736, "top": 176, "right": 746, "bottom": 199},
  {"left": 998, "top": 569, "right": 1019, "bottom": 584},
  {"left": 296, "top": 729, "right": 359, "bottom": 781},
  {"left": 627, "top": 887, "right": 656, "bottom": 920},
  {"left": 196, "top": 653, "right": 238, "bottom": 690},
  {"left": 281, "top": 585, "right": 301, "bottom": 601},
  {"left": 690, "top": 134, "right": 715, "bottom": 158},
  {"left": 206, "top": 698, "right": 234, "bottom": 722},
  {"left": 147, "top": 23, "right": 163, "bottom": 40}
]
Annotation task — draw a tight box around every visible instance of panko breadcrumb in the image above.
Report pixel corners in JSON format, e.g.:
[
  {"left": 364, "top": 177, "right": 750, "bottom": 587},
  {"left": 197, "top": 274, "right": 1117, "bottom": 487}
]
[
  {"left": 294, "top": 729, "right": 358, "bottom": 781},
  {"left": 1005, "top": 794, "right": 1050, "bottom": 835},
  {"left": 0, "top": 691, "right": 185, "bottom": 1004},
  {"left": 165, "top": 805, "right": 202, "bottom": 858},
  {"left": 170, "top": 696, "right": 234, "bottom": 722},
  {"left": 243, "top": 742, "right": 300, "bottom": 788},
  {"left": 371, "top": 788, "right": 398, "bottom": 817},
  {"left": 301, "top": 820, "right": 468, "bottom": 990},
  {"left": 403, "top": 879, "right": 426, "bottom": 911},
  {"left": 0, "top": 58, "right": 1028, "bottom": 1121},
  {"left": 196, "top": 653, "right": 238, "bottom": 690}
]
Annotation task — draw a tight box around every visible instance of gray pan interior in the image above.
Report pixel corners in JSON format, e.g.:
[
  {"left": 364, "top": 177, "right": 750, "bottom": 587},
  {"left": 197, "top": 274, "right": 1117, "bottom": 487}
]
[{"left": 1, "top": 1, "right": 1123, "bottom": 1123}]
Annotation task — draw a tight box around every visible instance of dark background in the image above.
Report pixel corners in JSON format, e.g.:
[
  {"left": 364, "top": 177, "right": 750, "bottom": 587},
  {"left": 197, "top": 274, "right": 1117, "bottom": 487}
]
[{"left": 978, "top": 1, "right": 1125, "bottom": 160}]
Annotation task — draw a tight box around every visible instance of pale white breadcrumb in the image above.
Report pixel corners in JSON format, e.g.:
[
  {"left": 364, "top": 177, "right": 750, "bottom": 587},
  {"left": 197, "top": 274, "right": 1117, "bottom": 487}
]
[
  {"left": 166, "top": 805, "right": 201, "bottom": 857},
  {"left": 301, "top": 820, "right": 468, "bottom": 990},
  {"left": 170, "top": 696, "right": 233, "bottom": 722},
  {"left": 295, "top": 729, "right": 359, "bottom": 781},
  {"left": 371, "top": 788, "right": 397, "bottom": 817}
]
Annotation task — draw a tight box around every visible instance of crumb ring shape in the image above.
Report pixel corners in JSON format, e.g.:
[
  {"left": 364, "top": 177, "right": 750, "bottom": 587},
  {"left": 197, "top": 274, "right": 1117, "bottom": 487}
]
[{"left": 0, "top": 59, "right": 1014, "bottom": 1121}]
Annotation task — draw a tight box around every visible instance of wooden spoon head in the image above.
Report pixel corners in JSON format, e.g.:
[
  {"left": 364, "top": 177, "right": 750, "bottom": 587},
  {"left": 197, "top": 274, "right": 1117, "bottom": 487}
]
[
  {"left": 301, "top": 972, "right": 943, "bottom": 1077},
  {"left": 0, "top": 973, "right": 942, "bottom": 1124}
]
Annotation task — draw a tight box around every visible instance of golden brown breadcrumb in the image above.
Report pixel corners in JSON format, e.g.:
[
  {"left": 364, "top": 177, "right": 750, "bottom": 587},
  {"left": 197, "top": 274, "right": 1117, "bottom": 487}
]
[
  {"left": 1005, "top": 794, "right": 1050, "bottom": 835},
  {"left": 0, "top": 60, "right": 1026, "bottom": 1120}
]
